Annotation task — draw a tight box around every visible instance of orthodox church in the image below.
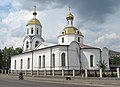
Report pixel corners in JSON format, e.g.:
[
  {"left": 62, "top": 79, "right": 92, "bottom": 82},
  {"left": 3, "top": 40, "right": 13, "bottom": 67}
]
[{"left": 11, "top": 7, "right": 110, "bottom": 71}]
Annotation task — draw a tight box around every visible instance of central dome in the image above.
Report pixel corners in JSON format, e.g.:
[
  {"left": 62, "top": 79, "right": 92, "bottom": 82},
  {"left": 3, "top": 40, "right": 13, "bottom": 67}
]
[
  {"left": 62, "top": 26, "right": 83, "bottom": 35},
  {"left": 26, "top": 18, "right": 41, "bottom": 26}
]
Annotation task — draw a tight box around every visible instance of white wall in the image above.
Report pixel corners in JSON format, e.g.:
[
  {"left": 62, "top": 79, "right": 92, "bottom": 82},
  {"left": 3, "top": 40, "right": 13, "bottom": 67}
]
[{"left": 81, "top": 48, "right": 101, "bottom": 70}]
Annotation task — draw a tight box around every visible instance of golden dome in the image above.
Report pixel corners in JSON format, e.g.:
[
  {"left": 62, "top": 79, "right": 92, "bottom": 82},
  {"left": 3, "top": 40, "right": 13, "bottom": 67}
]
[
  {"left": 62, "top": 26, "right": 83, "bottom": 35},
  {"left": 26, "top": 18, "right": 41, "bottom": 26},
  {"left": 66, "top": 12, "right": 74, "bottom": 20}
]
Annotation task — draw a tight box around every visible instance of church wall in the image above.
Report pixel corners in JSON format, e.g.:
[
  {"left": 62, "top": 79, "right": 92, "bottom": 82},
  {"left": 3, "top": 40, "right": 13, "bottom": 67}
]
[
  {"left": 81, "top": 48, "right": 101, "bottom": 70},
  {"left": 102, "top": 47, "right": 110, "bottom": 70},
  {"left": 68, "top": 41, "right": 80, "bottom": 70},
  {"left": 11, "top": 52, "right": 32, "bottom": 70}
]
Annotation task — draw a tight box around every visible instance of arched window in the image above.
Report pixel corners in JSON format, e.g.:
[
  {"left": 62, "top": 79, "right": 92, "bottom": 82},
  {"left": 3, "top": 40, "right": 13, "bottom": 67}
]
[
  {"left": 31, "top": 27, "right": 33, "bottom": 34},
  {"left": 35, "top": 41, "right": 39, "bottom": 47},
  {"left": 14, "top": 60, "right": 16, "bottom": 69},
  {"left": 39, "top": 56, "right": 41, "bottom": 68},
  {"left": 90, "top": 55, "right": 94, "bottom": 67},
  {"left": 43, "top": 55, "right": 45, "bottom": 68},
  {"left": 26, "top": 41, "right": 29, "bottom": 48},
  {"left": 78, "top": 37, "right": 80, "bottom": 42},
  {"left": 62, "top": 38, "right": 64, "bottom": 43},
  {"left": 52, "top": 54, "right": 55, "bottom": 68},
  {"left": 20, "top": 59, "right": 23, "bottom": 69},
  {"left": 36, "top": 28, "right": 39, "bottom": 34},
  {"left": 61, "top": 53, "right": 65, "bottom": 67},
  {"left": 27, "top": 58, "right": 30, "bottom": 69}
]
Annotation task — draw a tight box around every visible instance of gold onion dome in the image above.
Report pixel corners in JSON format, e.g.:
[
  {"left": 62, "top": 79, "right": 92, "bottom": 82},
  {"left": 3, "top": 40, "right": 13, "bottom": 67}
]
[
  {"left": 62, "top": 26, "right": 83, "bottom": 35},
  {"left": 66, "top": 12, "right": 74, "bottom": 20},
  {"left": 26, "top": 18, "right": 41, "bottom": 26}
]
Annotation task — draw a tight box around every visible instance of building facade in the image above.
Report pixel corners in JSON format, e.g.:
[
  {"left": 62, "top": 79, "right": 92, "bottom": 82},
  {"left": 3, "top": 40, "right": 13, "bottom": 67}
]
[{"left": 11, "top": 8, "right": 110, "bottom": 71}]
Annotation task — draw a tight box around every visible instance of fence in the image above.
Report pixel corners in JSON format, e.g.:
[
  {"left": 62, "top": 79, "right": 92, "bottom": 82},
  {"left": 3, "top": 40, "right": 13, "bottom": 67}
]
[{"left": 0, "top": 68, "right": 120, "bottom": 78}]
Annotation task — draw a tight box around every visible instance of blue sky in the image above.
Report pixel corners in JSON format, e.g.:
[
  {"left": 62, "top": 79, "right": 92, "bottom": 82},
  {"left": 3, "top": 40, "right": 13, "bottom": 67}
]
[{"left": 0, "top": 0, "right": 120, "bottom": 52}]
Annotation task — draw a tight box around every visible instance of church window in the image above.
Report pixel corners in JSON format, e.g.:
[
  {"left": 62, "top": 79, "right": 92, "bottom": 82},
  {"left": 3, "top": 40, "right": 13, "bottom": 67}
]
[
  {"left": 77, "top": 31, "right": 79, "bottom": 34},
  {"left": 26, "top": 41, "right": 29, "bottom": 48},
  {"left": 14, "top": 60, "right": 16, "bottom": 69},
  {"left": 78, "top": 37, "right": 80, "bottom": 42},
  {"left": 31, "top": 27, "right": 33, "bottom": 34},
  {"left": 90, "top": 55, "right": 94, "bottom": 67},
  {"left": 27, "top": 58, "right": 30, "bottom": 69},
  {"left": 36, "top": 28, "right": 39, "bottom": 34},
  {"left": 43, "top": 55, "right": 45, "bottom": 68},
  {"left": 62, "top": 32, "right": 64, "bottom": 34},
  {"left": 52, "top": 54, "right": 55, "bottom": 68},
  {"left": 39, "top": 56, "right": 41, "bottom": 68},
  {"left": 61, "top": 53, "right": 65, "bottom": 67},
  {"left": 20, "top": 59, "right": 23, "bottom": 69},
  {"left": 62, "top": 38, "right": 64, "bottom": 43},
  {"left": 35, "top": 41, "right": 39, "bottom": 47}
]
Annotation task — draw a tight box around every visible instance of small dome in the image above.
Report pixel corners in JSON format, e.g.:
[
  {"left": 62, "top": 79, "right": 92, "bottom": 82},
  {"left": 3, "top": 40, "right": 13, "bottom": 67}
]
[
  {"left": 26, "top": 18, "right": 41, "bottom": 26},
  {"left": 62, "top": 26, "right": 83, "bottom": 35},
  {"left": 66, "top": 12, "right": 74, "bottom": 20}
]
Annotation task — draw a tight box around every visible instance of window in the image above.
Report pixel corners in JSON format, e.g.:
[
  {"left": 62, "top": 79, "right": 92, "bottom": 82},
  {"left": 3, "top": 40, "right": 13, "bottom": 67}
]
[
  {"left": 27, "top": 58, "right": 30, "bottom": 69},
  {"left": 31, "top": 27, "right": 33, "bottom": 34},
  {"left": 35, "top": 41, "right": 39, "bottom": 47},
  {"left": 20, "top": 59, "right": 23, "bottom": 69},
  {"left": 26, "top": 41, "right": 29, "bottom": 48},
  {"left": 36, "top": 28, "right": 39, "bottom": 34},
  {"left": 62, "top": 32, "right": 64, "bottom": 34},
  {"left": 14, "top": 60, "right": 16, "bottom": 69},
  {"left": 62, "top": 38, "right": 64, "bottom": 43},
  {"left": 90, "top": 55, "right": 94, "bottom": 67},
  {"left": 61, "top": 53, "right": 65, "bottom": 67},
  {"left": 52, "top": 54, "right": 55, "bottom": 68},
  {"left": 43, "top": 55, "right": 45, "bottom": 68},
  {"left": 39, "top": 56, "right": 41, "bottom": 68},
  {"left": 78, "top": 37, "right": 80, "bottom": 42}
]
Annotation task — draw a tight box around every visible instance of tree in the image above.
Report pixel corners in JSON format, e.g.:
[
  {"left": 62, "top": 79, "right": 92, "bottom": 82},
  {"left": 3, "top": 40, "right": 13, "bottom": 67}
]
[
  {"left": 111, "top": 56, "right": 120, "bottom": 65},
  {"left": 97, "top": 60, "right": 107, "bottom": 72}
]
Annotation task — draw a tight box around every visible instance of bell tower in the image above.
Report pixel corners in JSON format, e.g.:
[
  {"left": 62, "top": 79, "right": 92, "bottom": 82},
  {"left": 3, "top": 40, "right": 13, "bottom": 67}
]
[
  {"left": 58, "top": 7, "right": 84, "bottom": 45},
  {"left": 23, "top": 6, "right": 44, "bottom": 52}
]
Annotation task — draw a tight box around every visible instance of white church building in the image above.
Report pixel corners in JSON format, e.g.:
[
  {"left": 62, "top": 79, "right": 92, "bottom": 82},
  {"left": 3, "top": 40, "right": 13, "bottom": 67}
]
[{"left": 10, "top": 7, "right": 110, "bottom": 72}]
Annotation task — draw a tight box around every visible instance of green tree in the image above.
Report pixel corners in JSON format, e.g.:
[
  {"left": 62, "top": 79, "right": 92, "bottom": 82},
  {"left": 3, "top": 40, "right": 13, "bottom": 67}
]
[
  {"left": 111, "top": 56, "right": 120, "bottom": 65},
  {"left": 97, "top": 60, "right": 107, "bottom": 72}
]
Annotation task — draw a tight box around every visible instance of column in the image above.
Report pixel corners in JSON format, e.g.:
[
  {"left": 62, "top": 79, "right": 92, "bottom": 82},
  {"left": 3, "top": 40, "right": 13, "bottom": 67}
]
[
  {"left": 52, "top": 69, "right": 55, "bottom": 76},
  {"left": 62, "top": 69, "right": 64, "bottom": 77},
  {"left": 4, "top": 70, "right": 6, "bottom": 74},
  {"left": 85, "top": 69, "right": 88, "bottom": 78},
  {"left": 44, "top": 69, "right": 46, "bottom": 76},
  {"left": 8, "top": 70, "right": 10, "bottom": 75},
  {"left": 25, "top": 70, "right": 27, "bottom": 75},
  {"left": 100, "top": 69, "right": 102, "bottom": 78},
  {"left": 73, "top": 69, "right": 75, "bottom": 77},
  {"left": 37, "top": 70, "right": 39, "bottom": 76},
  {"left": 2, "top": 70, "right": 3, "bottom": 74},
  {"left": 117, "top": 68, "right": 120, "bottom": 78}
]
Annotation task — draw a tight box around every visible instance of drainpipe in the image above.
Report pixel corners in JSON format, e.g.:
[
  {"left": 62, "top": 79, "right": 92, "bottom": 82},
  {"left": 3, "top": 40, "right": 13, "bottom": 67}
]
[
  {"left": 67, "top": 46, "right": 69, "bottom": 75},
  {"left": 50, "top": 47, "right": 52, "bottom": 75},
  {"left": 31, "top": 50, "right": 33, "bottom": 75}
]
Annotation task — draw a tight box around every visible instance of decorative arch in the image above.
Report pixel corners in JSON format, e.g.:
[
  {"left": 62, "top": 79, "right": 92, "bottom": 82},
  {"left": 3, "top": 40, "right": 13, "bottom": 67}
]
[
  {"left": 52, "top": 54, "right": 55, "bottom": 68},
  {"left": 14, "top": 60, "right": 16, "bottom": 69},
  {"left": 27, "top": 58, "right": 30, "bottom": 69},
  {"left": 90, "top": 55, "right": 94, "bottom": 67},
  {"left": 26, "top": 41, "right": 29, "bottom": 49},
  {"left": 35, "top": 41, "right": 39, "bottom": 47},
  {"left": 61, "top": 53, "right": 65, "bottom": 67},
  {"left": 20, "top": 59, "right": 23, "bottom": 69}
]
